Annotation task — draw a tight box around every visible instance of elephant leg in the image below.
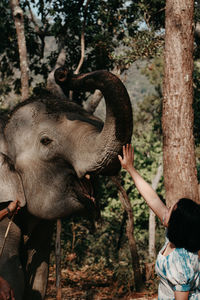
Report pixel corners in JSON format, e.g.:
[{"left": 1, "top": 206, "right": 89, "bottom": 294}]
[
  {"left": 0, "top": 218, "right": 24, "bottom": 300},
  {"left": 23, "top": 220, "right": 54, "bottom": 300}
]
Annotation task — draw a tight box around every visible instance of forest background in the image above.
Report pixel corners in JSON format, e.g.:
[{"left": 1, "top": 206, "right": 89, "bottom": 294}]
[{"left": 1, "top": 0, "right": 200, "bottom": 298}]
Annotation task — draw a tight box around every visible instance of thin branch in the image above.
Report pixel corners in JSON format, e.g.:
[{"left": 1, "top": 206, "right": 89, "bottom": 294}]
[
  {"left": 26, "top": 2, "right": 49, "bottom": 58},
  {"left": 27, "top": 2, "right": 41, "bottom": 35},
  {"left": 74, "top": 0, "right": 91, "bottom": 74}
]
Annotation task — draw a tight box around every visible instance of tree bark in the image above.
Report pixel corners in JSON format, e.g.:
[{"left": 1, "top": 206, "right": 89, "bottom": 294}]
[
  {"left": 112, "top": 176, "right": 143, "bottom": 292},
  {"left": 83, "top": 90, "right": 103, "bottom": 113},
  {"left": 10, "top": 0, "right": 29, "bottom": 101},
  {"left": 162, "top": 0, "right": 199, "bottom": 206}
]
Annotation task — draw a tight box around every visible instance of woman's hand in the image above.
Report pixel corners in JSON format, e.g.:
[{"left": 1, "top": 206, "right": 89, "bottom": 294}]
[
  {"left": 118, "top": 144, "right": 134, "bottom": 172},
  {"left": 0, "top": 276, "right": 15, "bottom": 300},
  {"left": 7, "top": 200, "right": 20, "bottom": 215}
]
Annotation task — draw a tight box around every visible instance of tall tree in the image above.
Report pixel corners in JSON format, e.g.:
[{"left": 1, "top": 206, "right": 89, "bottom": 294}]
[
  {"left": 10, "top": 0, "right": 29, "bottom": 100},
  {"left": 162, "top": 0, "right": 199, "bottom": 206}
]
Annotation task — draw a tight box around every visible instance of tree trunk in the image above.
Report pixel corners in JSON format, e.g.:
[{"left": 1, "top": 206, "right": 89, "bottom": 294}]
[
  {"left": 83, "top": 90, "right": 103, "bottom": 113},
  {"left": 112, "top": 176, "right": 143, "bottom": 292},
  {"left": 10, "top": 0, "right": 29, "bottom": 101},
  {"left": 162, "top": 0, "right": 199, "bottom": 206}
]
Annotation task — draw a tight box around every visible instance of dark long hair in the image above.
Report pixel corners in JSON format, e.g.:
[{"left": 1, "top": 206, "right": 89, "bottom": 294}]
[{"left": 167, "top": 198, "right": 200, "bottom": 252}]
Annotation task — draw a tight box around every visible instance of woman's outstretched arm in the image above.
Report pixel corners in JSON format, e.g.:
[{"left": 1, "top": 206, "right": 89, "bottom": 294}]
[{"left": 118, "top": 144, "right": 168, "bottom": 226}]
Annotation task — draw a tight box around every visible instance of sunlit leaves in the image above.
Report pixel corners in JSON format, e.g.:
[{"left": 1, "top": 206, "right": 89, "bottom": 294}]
[{"left": 0, "top": 0, "right": 167, "bottom": 97}]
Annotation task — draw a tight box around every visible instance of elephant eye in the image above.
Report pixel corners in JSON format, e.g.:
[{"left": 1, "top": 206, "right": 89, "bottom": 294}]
[{"left": 40, "top": 137, "right": 52, "bottom": 146}]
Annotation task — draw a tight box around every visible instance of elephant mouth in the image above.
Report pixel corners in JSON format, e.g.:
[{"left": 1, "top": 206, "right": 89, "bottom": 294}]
[{"left": 74, "top": 175, "right": 100, "bottom": 222}]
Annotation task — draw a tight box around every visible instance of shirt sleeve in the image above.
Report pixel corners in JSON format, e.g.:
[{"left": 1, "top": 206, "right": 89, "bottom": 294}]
[{"left": 166, "top": 248, "right": 195, "bottom": 292}]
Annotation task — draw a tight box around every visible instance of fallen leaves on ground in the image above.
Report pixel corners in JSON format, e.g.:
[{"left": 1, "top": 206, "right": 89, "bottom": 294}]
[{"left": 45, "top": 265, "right": 157, "bottom": 299}]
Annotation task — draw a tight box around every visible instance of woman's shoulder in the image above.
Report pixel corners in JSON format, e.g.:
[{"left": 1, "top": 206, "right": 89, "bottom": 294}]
[
  {"left": 172, "top": 247, "right": 199, "bottom": 272},
  {"left": 175, "top": 247, "right": 199, "bottom": 260},
  {"left": 164, "top": 248, "right": 199, "bottom": 289}
]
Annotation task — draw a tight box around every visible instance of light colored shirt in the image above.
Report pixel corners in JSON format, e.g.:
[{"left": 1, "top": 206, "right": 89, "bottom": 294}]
[{"left": 155, "top": 238, "right": 200, "bottom": 299}]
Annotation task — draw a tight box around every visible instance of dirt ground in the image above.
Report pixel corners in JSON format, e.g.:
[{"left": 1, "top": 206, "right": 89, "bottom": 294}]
[{"left": 45, "top": 266, "right": 158, "bottom": 300}]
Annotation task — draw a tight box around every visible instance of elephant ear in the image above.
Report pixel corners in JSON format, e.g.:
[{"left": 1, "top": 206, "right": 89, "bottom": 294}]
[{"left": 0, "top": 153, "right": 26, "bottom": 207}]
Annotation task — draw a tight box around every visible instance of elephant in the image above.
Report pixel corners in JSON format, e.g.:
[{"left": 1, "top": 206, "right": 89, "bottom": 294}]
[{"left": 0, "top": 69, "right": 133, "bottom": 300}]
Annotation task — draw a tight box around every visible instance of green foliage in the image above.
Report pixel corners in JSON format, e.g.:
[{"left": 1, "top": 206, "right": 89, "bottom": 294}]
[
  {"left": 140, "top": 55, "right": 200, "bottom": 151},
  {"left": 0, "top": 0, "right": 168, "bottom": 98},
  {"left": 0, "top": 82, "right": 11, "bottom": 104},
  {"left": 132, "top": 0, "right": 165, "bottom": 30},
  {"left": 0, "top": 0, "right": 18, "bottom": 79},
  {"left": 113, "top": 31, "right": 164, "bottom": 67}
]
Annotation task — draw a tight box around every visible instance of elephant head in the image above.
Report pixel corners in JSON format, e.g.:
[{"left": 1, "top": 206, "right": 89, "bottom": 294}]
[{"left": 3, "top": 69, "right": 132, "bottom": 219}]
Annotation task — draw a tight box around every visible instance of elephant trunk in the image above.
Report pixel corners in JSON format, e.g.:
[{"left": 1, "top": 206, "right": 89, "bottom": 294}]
[{"left": 55, "top": 68, "right": 133, "bottom": 176}]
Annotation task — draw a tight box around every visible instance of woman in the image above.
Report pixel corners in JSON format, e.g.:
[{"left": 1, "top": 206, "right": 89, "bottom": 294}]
[{"left": 118, "top": 144, "right": 200, "bottom": 300}]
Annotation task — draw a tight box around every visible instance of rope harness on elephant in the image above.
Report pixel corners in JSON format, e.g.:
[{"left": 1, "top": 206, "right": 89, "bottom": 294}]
[{"left": 0, "top": 214, "right": 15, "bottom": 258}]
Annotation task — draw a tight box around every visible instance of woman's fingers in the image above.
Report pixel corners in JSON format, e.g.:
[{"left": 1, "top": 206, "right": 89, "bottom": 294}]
[
  {"left": 122, "top": 145, "right": 126, "bottom": 157},
  {"left": 11, "top": 289, "right": 15, "bottom": 300},
  {"left": 0, "top": 291, "right": 7, "bottom": 300},
  {"left": 118, "top": 155, "right": 122, "bottom": 163}
]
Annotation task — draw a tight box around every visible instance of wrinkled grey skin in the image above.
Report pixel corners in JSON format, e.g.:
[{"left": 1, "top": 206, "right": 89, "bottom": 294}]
[
  {"left": 0, "top": 69, "right": 133, "bottom": 300},
  {"left": 0, "top": 153, "right": 25, "bottom": 300}
]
